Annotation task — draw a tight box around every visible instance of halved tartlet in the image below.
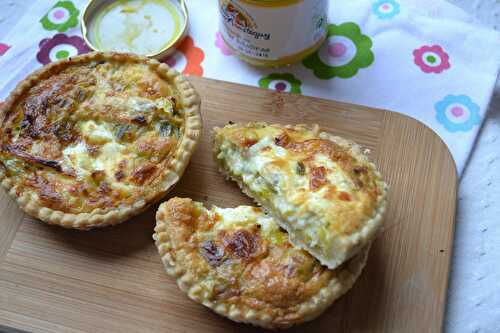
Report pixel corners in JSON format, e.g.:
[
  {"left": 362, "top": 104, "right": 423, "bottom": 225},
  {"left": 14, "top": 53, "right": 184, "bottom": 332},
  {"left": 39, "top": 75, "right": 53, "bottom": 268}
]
[
  {"left": 0, "top": 52, "right": 201, "bottom": 229},
  {"left": 153, "top": 197, "right": 369, "bottom": 329},
  {"left": 213, "top": 123, "right": 387, "bottom": 270}
]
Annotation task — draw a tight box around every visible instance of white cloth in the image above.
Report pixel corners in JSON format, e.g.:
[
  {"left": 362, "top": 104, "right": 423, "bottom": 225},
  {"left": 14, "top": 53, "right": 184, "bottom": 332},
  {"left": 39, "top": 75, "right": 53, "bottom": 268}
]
[
  {"left": 0, "top": 1, "right": 499, "bottom": 332},
  {"left": 0, "top": 1, "right": 499, "bottom": 175},
  {"left": 191, "top": 0, "right": 500, "bottom": 175},
  {"left": 445, "top": 2, "right": 500, "bottom": 332}
]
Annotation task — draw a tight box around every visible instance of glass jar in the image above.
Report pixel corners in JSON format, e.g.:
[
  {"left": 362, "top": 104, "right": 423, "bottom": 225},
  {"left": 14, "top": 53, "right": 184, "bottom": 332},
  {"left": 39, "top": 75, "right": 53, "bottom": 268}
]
[{"left": 218, "top": 0, "right": 328, "bottom": 67}]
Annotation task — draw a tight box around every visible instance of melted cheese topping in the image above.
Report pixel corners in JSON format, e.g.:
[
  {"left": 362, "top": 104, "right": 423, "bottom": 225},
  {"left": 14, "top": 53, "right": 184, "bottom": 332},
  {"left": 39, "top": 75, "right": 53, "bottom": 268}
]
[
  {"left": 156, "top": 197, "right": 340, "bottom": 327},
  {"left": 211, "top": 206, "right": 288, "bottom": 245},
  {"left": 214, "top": 124, "right": 383, "bottom": 261},
  {"left": 0, "top": 59, "right": 184, "bottom": 213}
]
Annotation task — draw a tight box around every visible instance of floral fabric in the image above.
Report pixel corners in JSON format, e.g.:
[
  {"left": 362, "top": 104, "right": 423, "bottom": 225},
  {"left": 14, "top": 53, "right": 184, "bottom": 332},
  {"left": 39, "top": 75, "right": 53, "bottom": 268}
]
[{"left": 0, "top": 0, "right": 499, "bottom": 175}]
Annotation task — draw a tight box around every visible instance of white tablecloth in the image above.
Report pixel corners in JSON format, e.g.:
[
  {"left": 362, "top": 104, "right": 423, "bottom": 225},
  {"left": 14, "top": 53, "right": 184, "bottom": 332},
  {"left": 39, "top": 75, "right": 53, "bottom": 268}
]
[
  {"left": 445, "top": 1, "right": 500, "bottom": 331},
  {"left": 0, "top": 0, "right": 499, "bottom": 331}
]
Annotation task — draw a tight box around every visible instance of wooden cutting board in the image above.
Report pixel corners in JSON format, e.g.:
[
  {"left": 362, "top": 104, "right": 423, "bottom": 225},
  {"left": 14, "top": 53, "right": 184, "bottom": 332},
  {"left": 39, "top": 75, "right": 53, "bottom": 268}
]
[{"left": 0, "top": 76, "right": 457, "bottom": 333}]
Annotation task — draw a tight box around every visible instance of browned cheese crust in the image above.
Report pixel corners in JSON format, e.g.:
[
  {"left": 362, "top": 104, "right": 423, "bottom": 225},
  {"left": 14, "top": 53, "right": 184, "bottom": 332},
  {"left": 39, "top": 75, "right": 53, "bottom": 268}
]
[
  {"left": 154, "top": 198, "right": 369, "bottom": 329},
  {"left": 0, "top": 52, "right": 201, "bottom": 229},
  {"left": 213, "top": 123, "right": 387, "bottom": 269}
]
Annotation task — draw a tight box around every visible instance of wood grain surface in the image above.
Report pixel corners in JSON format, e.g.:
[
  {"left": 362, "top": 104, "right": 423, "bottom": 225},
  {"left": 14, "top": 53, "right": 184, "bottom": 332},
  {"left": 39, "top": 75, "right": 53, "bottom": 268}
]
[{"left": 0, "top": 76, "right": 457, "bottom": 333}]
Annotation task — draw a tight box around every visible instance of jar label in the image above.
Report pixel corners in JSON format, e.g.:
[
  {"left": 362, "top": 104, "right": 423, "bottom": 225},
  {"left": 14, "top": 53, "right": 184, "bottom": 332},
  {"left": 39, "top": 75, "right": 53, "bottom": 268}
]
[{"left": 219, "top": 0, "right": 328, "bottom": 61}]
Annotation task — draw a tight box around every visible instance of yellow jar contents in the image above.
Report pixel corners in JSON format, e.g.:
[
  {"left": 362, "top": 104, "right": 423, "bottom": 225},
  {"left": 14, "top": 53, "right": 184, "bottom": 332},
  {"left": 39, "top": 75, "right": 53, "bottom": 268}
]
[
  {"left": 87, "top": 0, "right": 184, "bottom": 56},
  {"left": 219, "top": 0, "right": 328, "bottom": 67}
]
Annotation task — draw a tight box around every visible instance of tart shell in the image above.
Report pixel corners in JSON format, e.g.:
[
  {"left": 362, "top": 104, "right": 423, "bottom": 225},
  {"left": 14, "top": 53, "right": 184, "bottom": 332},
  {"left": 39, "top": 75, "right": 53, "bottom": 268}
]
[
  {"left": 0, "top": 52, "right": 202, "bottom": 230},
  {"left": 212, "top": 123, "right": 387, "bottom": 270},
  {"left": 153, "top": 198, "right": 370, "bottom": 330}
]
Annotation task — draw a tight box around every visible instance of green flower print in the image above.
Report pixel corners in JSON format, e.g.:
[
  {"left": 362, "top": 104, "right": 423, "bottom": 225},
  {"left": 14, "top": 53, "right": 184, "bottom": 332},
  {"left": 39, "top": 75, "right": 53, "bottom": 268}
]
[
  {"left": 303, "top": 22, "right": 374, "bottom": 79},
  {"left": 40, "top": 1, "right": 80, "bottom": 32},
  {"left": 258, "top": 73, "right": 302, "bottom": 94}
]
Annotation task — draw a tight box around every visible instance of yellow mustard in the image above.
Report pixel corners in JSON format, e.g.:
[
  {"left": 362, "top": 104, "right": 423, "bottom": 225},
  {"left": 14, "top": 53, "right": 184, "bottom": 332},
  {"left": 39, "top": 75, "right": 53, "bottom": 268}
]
[
  {"left": 218, "top": 0, "right": 328, "bottom": 67},
  {"left": 82, "top": 0, "right": 188, "bottom": 59}
]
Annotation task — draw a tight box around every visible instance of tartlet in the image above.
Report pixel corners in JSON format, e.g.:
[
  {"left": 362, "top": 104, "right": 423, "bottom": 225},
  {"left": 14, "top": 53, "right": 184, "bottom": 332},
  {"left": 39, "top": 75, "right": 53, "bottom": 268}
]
[
  {"left": 213, "top": 123, "right": 387, "bottom": 270},
  {"left": 153, "top": 197, "right": 369, "bottom": 329},
  {"left": 0, "top": 52, "right": 201, "bottom": 229}
]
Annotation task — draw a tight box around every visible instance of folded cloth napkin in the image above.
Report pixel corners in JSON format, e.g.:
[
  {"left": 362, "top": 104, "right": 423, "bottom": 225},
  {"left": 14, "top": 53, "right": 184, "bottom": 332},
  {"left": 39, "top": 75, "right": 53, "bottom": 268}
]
[{"left": 0, "top": 0, "right": 498, "bottom": 175}]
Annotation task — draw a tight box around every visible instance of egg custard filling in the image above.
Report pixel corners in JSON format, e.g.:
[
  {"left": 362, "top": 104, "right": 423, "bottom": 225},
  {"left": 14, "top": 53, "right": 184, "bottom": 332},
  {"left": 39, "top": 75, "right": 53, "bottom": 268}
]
[
  {"left": 154, "top": 198, "right": 369, "bottom": 329},
  {"left": 213, "top": 123, "right": 387, "bottom": 270},
  {"left": 0, "top": 52, "right": 201, "bottom": 229}
]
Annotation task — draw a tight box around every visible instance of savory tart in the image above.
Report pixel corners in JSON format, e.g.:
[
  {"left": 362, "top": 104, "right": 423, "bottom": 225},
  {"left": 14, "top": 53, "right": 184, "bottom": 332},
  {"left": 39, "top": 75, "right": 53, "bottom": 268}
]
[
  {"left": 154, "top": 198, "right": 369, "bottom": 329},
  {"left": 213, "top": 123, "right": 387, "bottom": 270},
  {"left": 0, "top": 52, "right": 201, "bottom": 229}
]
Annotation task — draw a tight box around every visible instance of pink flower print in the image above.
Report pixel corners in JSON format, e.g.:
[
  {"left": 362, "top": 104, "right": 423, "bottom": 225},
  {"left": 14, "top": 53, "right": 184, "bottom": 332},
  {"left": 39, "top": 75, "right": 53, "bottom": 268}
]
[
  {"left": 0, "top": 43, "right": 10, "bottom": 56},
  {"left": 36, "top": 33, "right": 90, "bottom": 65},
  {"left": 413, "top": 45, "right": 450, "bottom": 74},
  {"left": 215, "top": 31, "right": 233, "bottom": 56}
]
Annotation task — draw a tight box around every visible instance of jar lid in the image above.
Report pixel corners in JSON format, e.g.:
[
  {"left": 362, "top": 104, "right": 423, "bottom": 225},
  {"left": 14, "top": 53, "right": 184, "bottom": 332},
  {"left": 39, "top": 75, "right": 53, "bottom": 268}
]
[{"left": 81, "top": 0, "right": 188, "bottom": 59}]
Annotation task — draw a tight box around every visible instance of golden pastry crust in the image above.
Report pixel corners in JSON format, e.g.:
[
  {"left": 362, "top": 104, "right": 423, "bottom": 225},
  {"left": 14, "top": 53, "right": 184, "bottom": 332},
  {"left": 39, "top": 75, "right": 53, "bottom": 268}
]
[
  {"left": 213, "top": 123, "right": 387, "bottom": 269},
  {"left": 0, "top": 52, "right": 202, "bottom": 229},
  {"left": 153, "top": 197, "right": 369, "bottom": 330}
]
